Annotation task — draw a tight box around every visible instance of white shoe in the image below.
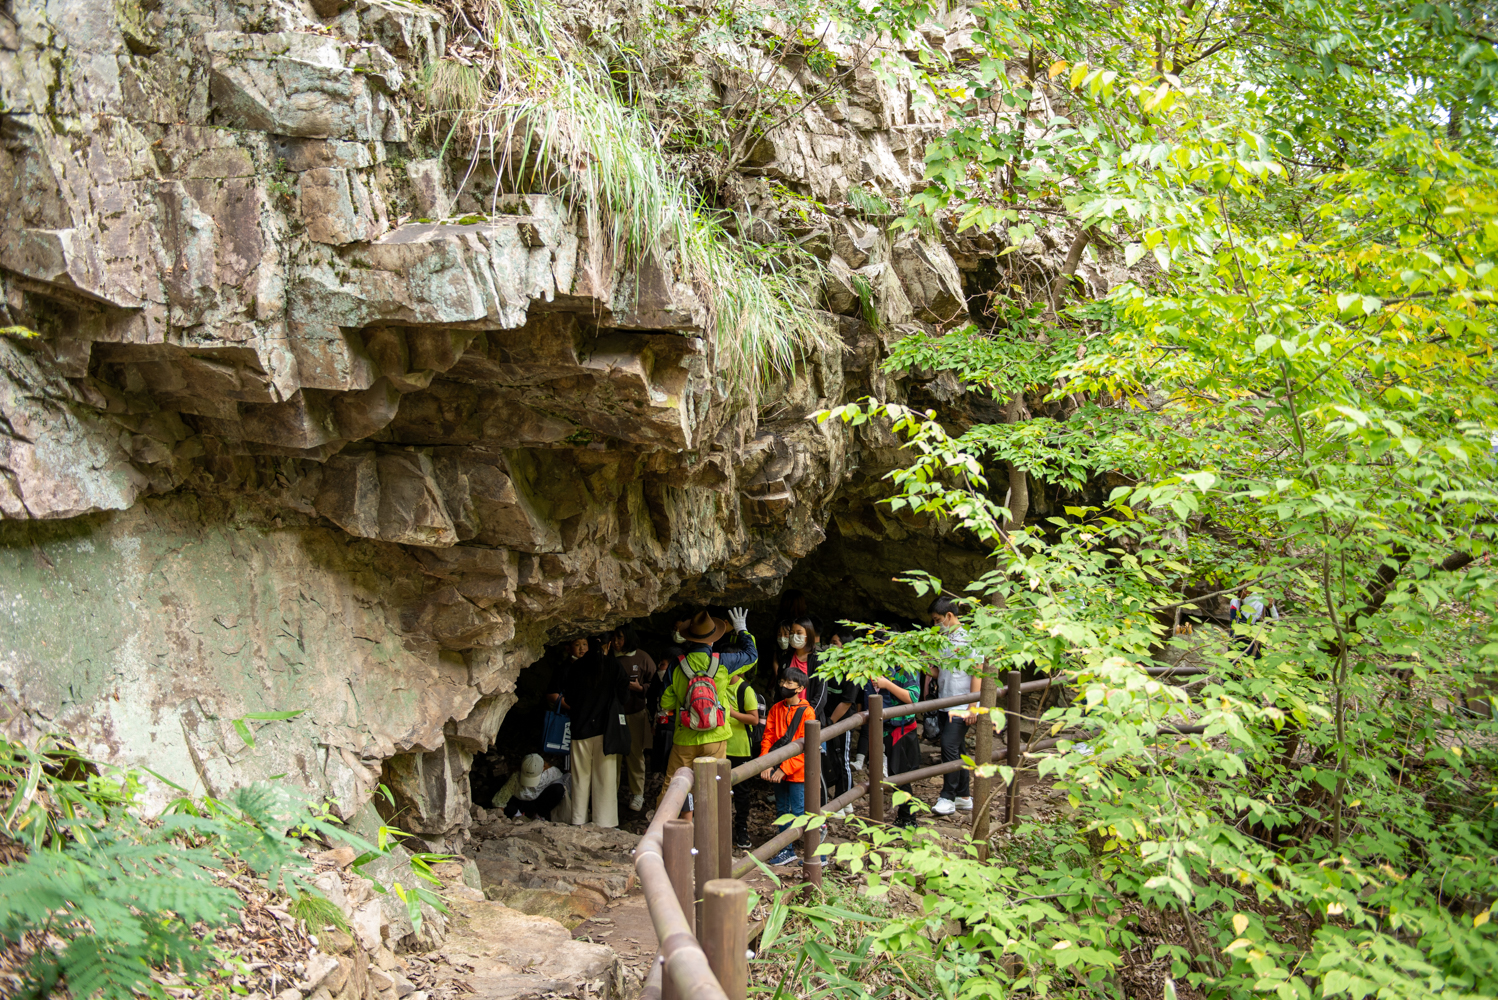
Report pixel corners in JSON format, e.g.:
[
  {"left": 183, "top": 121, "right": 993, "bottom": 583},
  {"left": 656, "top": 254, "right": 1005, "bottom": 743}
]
[
  {"left": 954, "top": 797, "right": 973, "bottom": 812},
  {"left": 629, "top": 795, "right": 645, "bottom": 811},
  {"left": 851, "top": 754, "right": 865, "bottom": 772},
  {"left": 932, "top": 798, "right": 956, "bottom": 816}
]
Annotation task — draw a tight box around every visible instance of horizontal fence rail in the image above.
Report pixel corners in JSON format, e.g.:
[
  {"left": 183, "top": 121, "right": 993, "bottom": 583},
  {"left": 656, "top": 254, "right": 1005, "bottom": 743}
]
[{"left": 637, "top": 664, "right": 1221, "bottom": 1000}]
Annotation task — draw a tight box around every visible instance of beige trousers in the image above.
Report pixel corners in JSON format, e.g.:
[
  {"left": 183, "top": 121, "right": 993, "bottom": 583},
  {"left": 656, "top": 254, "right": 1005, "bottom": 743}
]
[
  {"left": 570, "top": 734, "right": 620, "bottom": 828},
  {"left": 625, "top": 710, "right": 650, "bottom": 798},
  {"left": 655, "top": 739, "right": 728, "bottom": 809}
]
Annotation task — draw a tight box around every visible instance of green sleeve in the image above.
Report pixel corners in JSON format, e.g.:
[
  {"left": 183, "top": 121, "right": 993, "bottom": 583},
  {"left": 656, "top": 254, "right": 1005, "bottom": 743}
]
[
  {"left": 899, "top": 670, "right": 920, "bottom": 705},
  {"left": 660, "top": 671, "right": 680, "bottom": 714},
  {"left": 745, "top": 685, "right": 759, "bottom": 711}
]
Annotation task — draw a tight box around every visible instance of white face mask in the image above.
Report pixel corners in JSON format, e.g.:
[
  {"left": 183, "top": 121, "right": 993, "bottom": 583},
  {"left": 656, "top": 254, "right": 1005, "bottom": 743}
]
[
  {"left": 790, "top": 634, "right": 806, "bottom": 649},
  {"left": 777, "top": 636, "right": 791, "bottom": 650},
  {"left": 623, "top": 649, "right": 637, "bottom": 657},
  {"left": 672, "top": 631, "right": 684, "bottom": 644},
  {"left": 939, "top": 621, "right": 957, "bottom": 634}
]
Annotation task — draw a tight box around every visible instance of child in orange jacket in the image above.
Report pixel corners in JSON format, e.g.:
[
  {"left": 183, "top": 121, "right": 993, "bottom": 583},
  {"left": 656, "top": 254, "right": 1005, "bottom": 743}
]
[{"left": 760, "top": 667, "right": 811, "bottom": 865}]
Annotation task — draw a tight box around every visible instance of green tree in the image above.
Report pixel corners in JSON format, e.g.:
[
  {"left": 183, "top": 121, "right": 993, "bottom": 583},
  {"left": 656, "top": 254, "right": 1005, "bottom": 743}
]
[{"left": 804, "top": 2, "right": 1498, "bottom": 998}]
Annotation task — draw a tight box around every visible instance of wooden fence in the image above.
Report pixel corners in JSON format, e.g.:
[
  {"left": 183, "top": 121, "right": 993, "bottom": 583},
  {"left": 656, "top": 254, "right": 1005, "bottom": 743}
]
[{"left": 633, "top": 667, "right": 1210, "bottom": 1000}]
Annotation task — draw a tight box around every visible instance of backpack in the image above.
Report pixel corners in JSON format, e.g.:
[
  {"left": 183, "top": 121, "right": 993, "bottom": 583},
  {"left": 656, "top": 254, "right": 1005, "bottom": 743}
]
[{"left": 677, "top": 653, "right": 726, "bottom": 732}]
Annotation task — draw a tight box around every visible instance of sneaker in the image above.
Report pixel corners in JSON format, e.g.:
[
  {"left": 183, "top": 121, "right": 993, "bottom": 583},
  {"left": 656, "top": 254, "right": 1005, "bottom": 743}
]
[
  {"left": 932, "top": 798, "right": 956, "bottom": 816},
  {"left": 851, "top": 754, "right": 865, "bottom": 772},
  {"left": 735, "top": 835, "right": 752, "bottom": 849},
  {"left": 768, "top": 847, "right": 798, "bottom": 866},
  {"left": 629, "top": 794, "right": 645, "bottom": 812},
  {"left": 954, "top": 796, "right": 973, "bottom": 812}
]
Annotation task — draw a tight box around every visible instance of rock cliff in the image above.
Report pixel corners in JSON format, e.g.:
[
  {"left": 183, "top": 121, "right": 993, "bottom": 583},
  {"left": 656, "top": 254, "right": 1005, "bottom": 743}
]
[{"left": 0, "top": 0, "right": 1100, "bottom": 834}]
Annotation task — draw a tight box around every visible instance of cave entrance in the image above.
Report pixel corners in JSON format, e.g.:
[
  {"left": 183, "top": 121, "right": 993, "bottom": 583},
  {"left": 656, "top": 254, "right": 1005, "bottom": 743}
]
[{"left": 460, "top": 521, "right": 993, "bottom": 931}]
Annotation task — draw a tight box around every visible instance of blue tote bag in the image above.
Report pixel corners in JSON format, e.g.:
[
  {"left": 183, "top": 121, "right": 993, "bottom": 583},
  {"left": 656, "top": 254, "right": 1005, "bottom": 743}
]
[{"left": 542, "top": 709, "right": 571, "bottom": 754}]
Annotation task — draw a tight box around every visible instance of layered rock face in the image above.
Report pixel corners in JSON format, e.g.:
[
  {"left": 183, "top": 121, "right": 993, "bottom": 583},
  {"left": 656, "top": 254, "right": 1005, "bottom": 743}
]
[{"left": 0, "top": 0, "right": 1090, "bottom": 834}]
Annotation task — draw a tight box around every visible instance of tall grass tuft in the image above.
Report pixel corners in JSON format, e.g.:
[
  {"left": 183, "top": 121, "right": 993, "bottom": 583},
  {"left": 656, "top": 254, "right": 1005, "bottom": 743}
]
[
  {"left": 424, "top": 58, "right": 489, "bottom": 115},
  {"left": 429, "top": 0, "right": 833, "bottom": 397}
]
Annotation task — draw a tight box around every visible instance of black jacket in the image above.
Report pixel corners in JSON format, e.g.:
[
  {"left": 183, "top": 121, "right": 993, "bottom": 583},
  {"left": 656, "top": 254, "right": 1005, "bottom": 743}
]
[{"left": 562, "top": 651, "right": 630, "bottom": 743}]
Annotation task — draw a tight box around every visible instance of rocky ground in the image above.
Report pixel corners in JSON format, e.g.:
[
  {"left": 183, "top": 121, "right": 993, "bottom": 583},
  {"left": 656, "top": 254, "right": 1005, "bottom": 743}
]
[
  {"left": 6, "top": 731, "right": 1063, "bottom": 1000},
  {"left": 460, "top": 728, "right": 1070, "bottom": 993}
]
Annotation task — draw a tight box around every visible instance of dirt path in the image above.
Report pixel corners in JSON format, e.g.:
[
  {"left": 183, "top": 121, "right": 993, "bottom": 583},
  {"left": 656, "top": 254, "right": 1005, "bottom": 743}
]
[{"left": 556, "top": 737, "right": 1065, "bottom": 981}]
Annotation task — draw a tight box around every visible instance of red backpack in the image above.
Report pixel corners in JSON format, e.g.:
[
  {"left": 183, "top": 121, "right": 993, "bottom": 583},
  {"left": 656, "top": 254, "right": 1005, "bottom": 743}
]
[{"left": 676, "top": 653, "right": 725, "bottom": 732}]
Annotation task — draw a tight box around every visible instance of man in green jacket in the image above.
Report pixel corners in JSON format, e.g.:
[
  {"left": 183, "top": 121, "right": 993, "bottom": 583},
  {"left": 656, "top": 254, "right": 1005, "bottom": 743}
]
[{"left": 656, "top": 607, "right": 757, "bottom": 816}]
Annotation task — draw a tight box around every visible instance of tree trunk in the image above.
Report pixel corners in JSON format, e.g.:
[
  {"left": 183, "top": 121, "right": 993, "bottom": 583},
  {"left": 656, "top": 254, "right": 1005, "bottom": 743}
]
[
  {"left": 1048, "top": 228, "right": 1092, "bottom": 316},
  {"left": 1002, "top": 393, "right": 1030, "bottom": 532}
]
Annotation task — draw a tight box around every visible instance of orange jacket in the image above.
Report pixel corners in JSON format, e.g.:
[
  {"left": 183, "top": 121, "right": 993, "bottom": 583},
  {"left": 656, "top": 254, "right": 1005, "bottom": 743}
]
[{"left": 760, "top": 697, "right": 810, "bottom": 782}]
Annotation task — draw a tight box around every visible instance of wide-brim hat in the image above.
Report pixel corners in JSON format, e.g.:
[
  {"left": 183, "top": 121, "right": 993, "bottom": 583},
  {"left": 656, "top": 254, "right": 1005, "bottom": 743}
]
[{"left": 681, "top": 610, "right": 730, "bottom": 645}]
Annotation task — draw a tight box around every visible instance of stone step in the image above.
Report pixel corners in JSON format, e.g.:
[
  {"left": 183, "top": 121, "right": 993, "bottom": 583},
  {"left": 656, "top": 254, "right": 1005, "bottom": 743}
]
[{"left": 435, "top": 898, "right": 632, "bottom": 1000}]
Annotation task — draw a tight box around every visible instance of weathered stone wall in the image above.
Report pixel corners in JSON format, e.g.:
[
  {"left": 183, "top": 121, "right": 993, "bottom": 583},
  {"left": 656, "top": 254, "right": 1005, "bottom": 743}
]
[{"left": 0, "top": 0, "right": 1089, "bottom": 836}]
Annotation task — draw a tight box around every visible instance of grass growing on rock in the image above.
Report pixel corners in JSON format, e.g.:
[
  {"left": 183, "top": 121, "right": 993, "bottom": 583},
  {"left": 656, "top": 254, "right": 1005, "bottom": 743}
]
[{"left": 422, "top": 0, "right": 833, "bottom": 397}]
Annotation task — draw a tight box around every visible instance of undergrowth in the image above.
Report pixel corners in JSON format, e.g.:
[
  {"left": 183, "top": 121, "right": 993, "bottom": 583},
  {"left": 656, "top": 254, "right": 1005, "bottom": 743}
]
[
  {"left": 770, "top": 637, "right": 1498, "bottom": 1000},
  {"left": 0, "top": 735, "right": 445, "bottom": 1000}
]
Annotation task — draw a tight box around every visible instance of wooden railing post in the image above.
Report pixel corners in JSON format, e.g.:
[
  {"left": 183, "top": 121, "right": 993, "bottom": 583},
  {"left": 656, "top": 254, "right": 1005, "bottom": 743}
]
[
  {"left": 701, "top": 879, "right": 749, "bottom": 1000},
  {"left": 693, "top": 757, "right": 719, "bottom": 930},
  {"left": 971, "top": 676, "right": 998, "bottom": 858},
  {"left": 1005, "top": 671, "right": 1022, "bottom": 826},
  {"left": 801, "top": 718, "right": 822, "bottom": 887},
  {"left": 715, "top": 756, "right": 732, "bottom": 879},
  {"left": 663, "top": 816, "right": 695, "bottom": 1000},
  {"left": 867, "top": 694, "right": 884, "bottom": 824}
]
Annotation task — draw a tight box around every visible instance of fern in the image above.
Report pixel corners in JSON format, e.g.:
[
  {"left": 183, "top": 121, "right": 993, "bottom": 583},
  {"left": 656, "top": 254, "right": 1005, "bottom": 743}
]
[
  {"left": 0, "top": 825, "right": 238, "bottom": 999},
  {"left": 0, "top": 737, "right": 382, "bottom": 999}
]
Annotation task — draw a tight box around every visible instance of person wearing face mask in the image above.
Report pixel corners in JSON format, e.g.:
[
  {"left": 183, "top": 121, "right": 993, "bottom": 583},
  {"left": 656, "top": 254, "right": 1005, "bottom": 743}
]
[
  {"left": 927, "top": 596, "right": 979, "bottom": 817},
  {"left": 657, "top": 607, "right": 758, "bottom": 817},
  {"left": 760, "top": 666, "right": 812, "bottom": 865},
  {"left": 778, "top": 618, "right": 828, "bottom": 722},
  {"left": 612, "top": 626, "right": 657, "bottom": 812},
  {"left": 781, "top": 618, "right": 841, "bottom": 807}
]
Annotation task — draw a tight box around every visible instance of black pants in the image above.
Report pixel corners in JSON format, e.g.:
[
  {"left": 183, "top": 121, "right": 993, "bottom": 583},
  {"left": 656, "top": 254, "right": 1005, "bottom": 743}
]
[
  {"left": 886, "top": 729, "right": 920, "bottom": 825},
  {"left": 504, "top": 783, "right": 565, "bottom": 819},
  {"left": 938, "top": 713, "right": 970, "bottom": 800},
  {"left": 651, "top": 721, "right": 674, "bottom": 772},
  {"left": 728, "top": 755, "right": 753, "bottom": 843},
  {"left": 824, "top": 731, "right": 852, "bottom": 803}
]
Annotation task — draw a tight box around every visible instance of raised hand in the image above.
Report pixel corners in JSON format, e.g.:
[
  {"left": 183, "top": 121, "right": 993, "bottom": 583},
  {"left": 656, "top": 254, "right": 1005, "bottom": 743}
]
[{"left": 728, "top": 606, "right": 749, "bottom": 631}]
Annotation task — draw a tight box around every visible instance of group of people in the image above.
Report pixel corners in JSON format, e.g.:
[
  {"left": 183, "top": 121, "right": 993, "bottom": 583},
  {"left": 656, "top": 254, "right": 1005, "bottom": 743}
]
[{"left": 497, "top": 591, "right": 987, "bottom": 867}]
